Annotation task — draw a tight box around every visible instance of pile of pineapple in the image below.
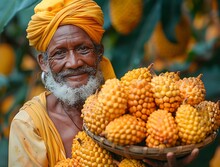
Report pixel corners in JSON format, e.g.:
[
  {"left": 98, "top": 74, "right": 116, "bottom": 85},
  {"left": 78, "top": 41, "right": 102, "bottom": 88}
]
[
  {"left": 82, "top": 64, "right": 220, "bottom": 149},
  {"left": 55, "top": 64, "right": 220, "bottom": 166}
]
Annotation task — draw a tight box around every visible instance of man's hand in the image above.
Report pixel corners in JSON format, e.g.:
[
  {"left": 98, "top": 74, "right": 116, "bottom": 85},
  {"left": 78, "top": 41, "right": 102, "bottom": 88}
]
[{"left": 143, "top": 148, "right": 199, "bottom": 167}]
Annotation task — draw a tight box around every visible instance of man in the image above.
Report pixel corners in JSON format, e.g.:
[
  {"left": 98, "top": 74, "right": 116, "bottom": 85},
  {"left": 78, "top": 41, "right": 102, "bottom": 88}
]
[{"left": 8, "top": 0, "right": 199, "bottom": 166}]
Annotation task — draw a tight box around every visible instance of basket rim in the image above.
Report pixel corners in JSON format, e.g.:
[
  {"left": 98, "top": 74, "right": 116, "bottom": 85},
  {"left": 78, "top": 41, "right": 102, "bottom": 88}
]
[{"left": 83, "top": 123, "right": 218, "bottom": 160}]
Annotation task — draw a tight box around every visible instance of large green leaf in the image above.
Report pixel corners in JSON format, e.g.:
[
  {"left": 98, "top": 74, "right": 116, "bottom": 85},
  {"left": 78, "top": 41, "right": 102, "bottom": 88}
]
[
  {"left": 0, "top": 0, "right": 40, "bottom": 33},
  {"left": 161, "top": 0, "right": 183, "bottom": 43}
]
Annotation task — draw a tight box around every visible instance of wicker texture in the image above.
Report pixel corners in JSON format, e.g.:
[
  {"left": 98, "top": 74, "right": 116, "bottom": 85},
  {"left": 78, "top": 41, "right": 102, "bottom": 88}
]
[{"left": 83, "top": 124, "right": 217, "bottom": 161}]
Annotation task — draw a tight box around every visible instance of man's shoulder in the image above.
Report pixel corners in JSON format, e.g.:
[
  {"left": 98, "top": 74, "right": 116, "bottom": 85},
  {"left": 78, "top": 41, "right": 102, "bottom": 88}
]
[{"left": 13, "top": 91, "right": 48, "bottom": 122}]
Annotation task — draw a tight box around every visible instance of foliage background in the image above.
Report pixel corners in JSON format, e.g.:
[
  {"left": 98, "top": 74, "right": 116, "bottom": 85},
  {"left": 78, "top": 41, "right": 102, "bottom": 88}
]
[{"left": 0, "top": 0, "right": 220, "bottom": 166}]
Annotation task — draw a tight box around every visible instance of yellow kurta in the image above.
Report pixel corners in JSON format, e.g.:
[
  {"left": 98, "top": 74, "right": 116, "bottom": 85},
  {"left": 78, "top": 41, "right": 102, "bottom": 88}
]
[{"left": 8, "top": 91, "right": 66, "bottom": 167}]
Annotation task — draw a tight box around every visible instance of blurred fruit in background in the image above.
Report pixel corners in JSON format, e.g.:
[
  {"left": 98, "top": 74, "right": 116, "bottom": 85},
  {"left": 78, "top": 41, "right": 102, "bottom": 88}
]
[
  {"left": 109, "top": 0, "right": 143, "bottom": 35},
  {"left": 0, "top": 43, "right": 15, "bottom": 76}
]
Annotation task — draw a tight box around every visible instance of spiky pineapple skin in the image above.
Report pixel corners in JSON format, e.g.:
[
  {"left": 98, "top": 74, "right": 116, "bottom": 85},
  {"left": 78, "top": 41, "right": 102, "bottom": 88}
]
[
  {"left": 55, "top": 158, "right": 79, "bottom": 167},
  {"left": 82, "top": 94, "right": 109, "bottom": 135},
  {"left": 98, "top": 78, "right": 127, "bottom": 121},
  {"left": 178, "top": 74, "right": 206, "bottom": 105},
  {"left": 119, "top": 158, "right": 146, "bottom": 167},
  {"left": 110, "top": 0, "right": 143, "bottom": 35},
  {"left": 127, "top": 79, "right": 156, "bottom": 121},
  {"left": 104, "top": 114, "right": 146, "bottom": 146},
  {"left": 72, "top": 131, "right": 116, "bottom": 167},
  {"left": 175, "top": 104, "right": 210, "bottom": 145},
  {"left": 151, "top": 73, "right": 182, "bottom": 112},
  {"left": 146, "top": 109, "right": 179, "bottom": 148},
  {"left": 196, "top": 100, "right": 220, "bottom": 134}
]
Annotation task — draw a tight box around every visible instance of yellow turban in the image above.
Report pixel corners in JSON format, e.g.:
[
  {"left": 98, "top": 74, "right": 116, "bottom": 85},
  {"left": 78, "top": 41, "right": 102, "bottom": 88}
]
[{"left": 26, "top": 0, "right": 105, "bottom": 52}]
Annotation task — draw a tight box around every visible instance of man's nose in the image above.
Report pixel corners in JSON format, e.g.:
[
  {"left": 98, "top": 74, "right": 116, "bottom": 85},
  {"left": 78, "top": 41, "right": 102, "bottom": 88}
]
[{"left": 65, "top": 50, "right": 83, "bottom": 68}]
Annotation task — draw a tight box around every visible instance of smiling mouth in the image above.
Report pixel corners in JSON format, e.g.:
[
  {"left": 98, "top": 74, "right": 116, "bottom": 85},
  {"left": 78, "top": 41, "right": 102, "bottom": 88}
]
[{"left": 64, "top": 73, "right": 89, "bottom": 82}]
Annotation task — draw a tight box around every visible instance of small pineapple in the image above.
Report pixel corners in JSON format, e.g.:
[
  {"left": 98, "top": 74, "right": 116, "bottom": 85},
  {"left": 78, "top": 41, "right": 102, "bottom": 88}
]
[
  {"left": 72, "top": 131, "right": 116, "bottom": 167},
  {"left": 151, "top": 72, "right": 182, "bottom": 112},
  {"left": 175, "top": 104, "right": 210, "bottom": 144},
  {"left": 196, "top": 100, "right": 220, "bottom": 134},
  {"left": 98, "top": 78, "right": 127, "bottom": 121},
  {"left": 146, "top": 109, "right": 179, "bottom": 148},
  {"left": 104, "top": 114, "right": 146, "bottom": 146},
  {"left": 82, "top": 94, "right": 109, "bottom": 135},
  {"left": 121, "top": 64, "right": 153, "bottom": 93},
  {"left": 127, "top": 79, "right": 156, "bottom": 121},
  {"left": 178, "top": 74, "right": 206, "bottom": 105}
]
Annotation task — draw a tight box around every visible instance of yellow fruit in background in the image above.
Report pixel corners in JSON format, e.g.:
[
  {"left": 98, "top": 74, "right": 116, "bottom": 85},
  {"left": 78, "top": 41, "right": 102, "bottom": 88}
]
[
  {"left": 0, "top": 43, "right": 15, "bottom": 76},
  {"left": 150, "top": 15, "right": 191, "bottom": 58},
  {"left": 21, "top": 54, "right": 37, "bottom": 71},
  {"left": 110, "top": 0, "right": 143, "bottom": 35},
  {"left": 205, "top": 23, "right": 220, "bottom": 41},
  {"left": 0, "top": 95, "right": 14, "bottom": 114}
]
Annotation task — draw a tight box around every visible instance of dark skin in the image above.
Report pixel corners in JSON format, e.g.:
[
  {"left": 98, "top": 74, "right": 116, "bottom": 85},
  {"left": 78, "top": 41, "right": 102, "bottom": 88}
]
[{"left": 37, "top": 25, "right": 199, "bottom": 166}]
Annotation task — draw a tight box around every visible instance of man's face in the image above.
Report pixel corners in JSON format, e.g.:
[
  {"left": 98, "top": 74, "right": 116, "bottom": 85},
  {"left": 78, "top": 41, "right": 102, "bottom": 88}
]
[
  {"left": 42, "top": 25, "right": 104, "bottom": 106},
  {"left": 46, "top": 25, "right": 101, "bottom": 88}
]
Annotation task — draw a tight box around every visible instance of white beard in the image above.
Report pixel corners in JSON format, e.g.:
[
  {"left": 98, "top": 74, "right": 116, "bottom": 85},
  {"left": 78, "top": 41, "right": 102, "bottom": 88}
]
[{"left": 44, "top": 68, "right": 104, "bottom": 106}]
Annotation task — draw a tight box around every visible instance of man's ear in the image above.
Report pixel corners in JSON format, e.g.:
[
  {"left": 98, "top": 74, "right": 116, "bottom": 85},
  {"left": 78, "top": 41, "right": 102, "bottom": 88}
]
[{"left": 37, "top": 53, "right": 48, "bottom": 72}]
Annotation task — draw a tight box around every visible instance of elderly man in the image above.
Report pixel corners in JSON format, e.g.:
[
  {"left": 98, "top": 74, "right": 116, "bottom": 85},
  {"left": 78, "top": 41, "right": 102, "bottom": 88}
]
[{"left": 8, "top": 0, "right": 199, "bottom": 166}]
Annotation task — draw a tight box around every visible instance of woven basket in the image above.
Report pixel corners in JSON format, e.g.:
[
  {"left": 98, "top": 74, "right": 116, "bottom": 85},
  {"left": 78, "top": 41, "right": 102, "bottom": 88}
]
[{"left": 83, "top": 124, "right": 218, "bottom": 161}]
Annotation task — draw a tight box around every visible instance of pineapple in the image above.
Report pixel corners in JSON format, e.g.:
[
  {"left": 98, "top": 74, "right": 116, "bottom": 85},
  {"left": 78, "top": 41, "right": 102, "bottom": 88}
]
[
  {"left": 104, "top": 114, "right": 146, "bottom": 146},
  {"left": 146, "top": 109, "right": 179, "bottom": 148},
  {"left": 72, "top": 131, "right": 116, "bottom": 167}
]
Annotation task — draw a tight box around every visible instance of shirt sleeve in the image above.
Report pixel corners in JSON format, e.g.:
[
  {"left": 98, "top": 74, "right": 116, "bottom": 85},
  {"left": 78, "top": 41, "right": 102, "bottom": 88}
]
[{"left": 8, "top": 110, "right": 49, "bottom": 167}]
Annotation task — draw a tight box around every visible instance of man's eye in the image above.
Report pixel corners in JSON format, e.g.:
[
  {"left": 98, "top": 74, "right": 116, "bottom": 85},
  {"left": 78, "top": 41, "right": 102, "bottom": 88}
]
[
  {"left": 54, "top": 50, "right": 67, "bottom": 57},
  {"left": 77, "top": 46, "right": 91, "bottom": 54}
]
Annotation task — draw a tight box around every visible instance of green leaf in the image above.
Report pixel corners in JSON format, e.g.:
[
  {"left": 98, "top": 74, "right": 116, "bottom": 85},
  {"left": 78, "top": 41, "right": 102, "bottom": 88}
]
[
  {"left": 0, "top": 138, "right": 8, "bottom": 167},
  {"left": 0, "top": 75, "right": 8, "bottom": 88},
  {"left": 189, "top": 39, "right": 216, "bottom": 59},
  {"left": 0, "top": 0, "right": 40, "bottom": 33},
  {"left": 161, "top": 0, "right": 183, "bottom": 43},
  {"left": 128, "top": 0, "right": 162, "bottom": 69}
]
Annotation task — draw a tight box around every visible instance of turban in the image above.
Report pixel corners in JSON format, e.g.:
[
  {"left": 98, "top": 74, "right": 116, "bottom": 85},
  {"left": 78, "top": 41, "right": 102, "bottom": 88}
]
[{"left": 26, "top": 0, "right": 105, "bottom": 52}]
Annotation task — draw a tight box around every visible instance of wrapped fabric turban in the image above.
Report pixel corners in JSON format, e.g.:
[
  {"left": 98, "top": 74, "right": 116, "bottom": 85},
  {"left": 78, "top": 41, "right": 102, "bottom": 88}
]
[
  {"left": 26, "top": 0, "right": 105, "bottom": 52},
  {"left": 26, "top": 0, "right": 116, "bottom": 80}
]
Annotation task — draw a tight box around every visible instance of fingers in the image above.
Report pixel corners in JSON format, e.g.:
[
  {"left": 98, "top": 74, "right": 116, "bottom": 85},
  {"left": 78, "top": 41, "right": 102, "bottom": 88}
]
[
  {"left": 166, "top": 152, "right": 177, "bottom": 167},
  {"left": 182, "top": 148, "right": 199, "bottom": 165}
]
